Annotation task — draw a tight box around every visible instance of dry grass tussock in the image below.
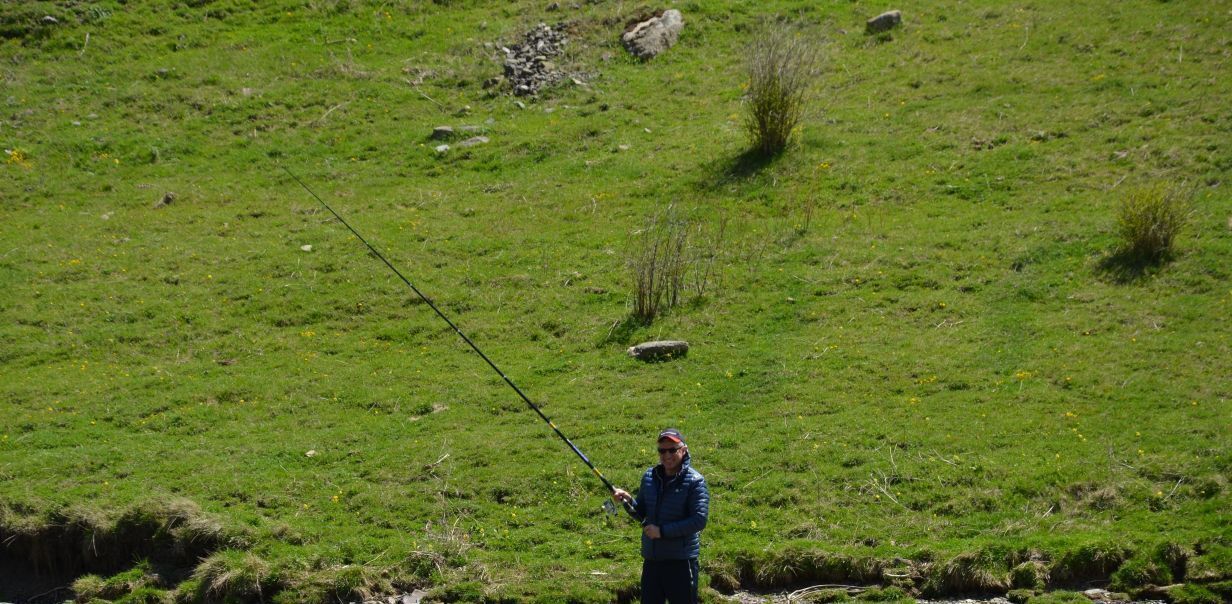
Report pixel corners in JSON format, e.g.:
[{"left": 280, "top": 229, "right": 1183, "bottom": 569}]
[
  {"left": 1115, "top": 183, "right": 1192, "bottom": 262},
  {"left": 743, "top": 24, "right": 821, "bottom": 155},
  {"left": 192, "top": 550, "right": 277, "bottom": 603}
]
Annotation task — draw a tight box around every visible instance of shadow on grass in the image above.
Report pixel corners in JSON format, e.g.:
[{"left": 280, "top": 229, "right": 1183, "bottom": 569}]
[
  {"left": 1095, "top": 249, "right": 1172, "bottom": 284},
  {"left": 696, "top": 148, "right": 783, "bottom": 191},
  {"left": 598, "top": 314, "right": 646, "bottom": 348}
]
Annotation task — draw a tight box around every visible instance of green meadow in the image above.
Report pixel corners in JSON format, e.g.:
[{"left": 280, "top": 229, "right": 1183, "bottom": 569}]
[{"left": 1, "top": 0, "right": 1229, "bottom": 602}]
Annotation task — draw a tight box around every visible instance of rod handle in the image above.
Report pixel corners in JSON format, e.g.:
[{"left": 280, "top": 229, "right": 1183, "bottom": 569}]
[{"left": 622, "top": 499, "right": 642, "bottom": 522}]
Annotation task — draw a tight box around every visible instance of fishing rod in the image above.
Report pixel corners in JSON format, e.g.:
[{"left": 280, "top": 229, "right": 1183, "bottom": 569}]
[{"left": 283, "top": 166, "right": 641, "bottom": 522}]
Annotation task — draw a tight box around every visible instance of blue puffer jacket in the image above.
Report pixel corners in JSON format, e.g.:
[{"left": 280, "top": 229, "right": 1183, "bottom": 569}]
[{"left": 632, "top": 454, "right": 709, "bottom": 560}]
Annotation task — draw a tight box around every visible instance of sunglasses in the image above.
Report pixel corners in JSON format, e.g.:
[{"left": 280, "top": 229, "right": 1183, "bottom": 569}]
[{"left": 657, "top": 447, "right": 682, "bottom": 455}]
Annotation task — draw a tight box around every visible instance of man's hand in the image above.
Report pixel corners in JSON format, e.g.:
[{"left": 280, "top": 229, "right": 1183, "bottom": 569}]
[
  {"left": 643, "top": 524, "right": 662, "bottom": 539},
  {"left": 612, "top": 488, "right": 633, "bottom": 505}
]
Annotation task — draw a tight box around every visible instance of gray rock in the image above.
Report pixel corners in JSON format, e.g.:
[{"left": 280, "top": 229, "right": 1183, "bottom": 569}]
[
  {"left": 41, "top": 15, "right": 58, "bottom": 25},
  {"left": 431, "top": 126, "right": 454, "bottom": 140},
  {"left": 154, "top": 192, "right": 175, "bottom": 208},
  {"left": 434, "top": 144, "right": 450, "bottom": 154},
  {"left": 458, "top": 136, "right": 489, "bottom": 148},
  {"left": 866, "top": 10, "right": 902, "bottom": 34},
  {"left": 627, "top": 340, "right": 689, "bottom": 361},
  {"left": 404, "top": 591, "right": 428, "bottom": 604},
  {"left": 621, "top": 10, "right": 684, "bottom": 59}
]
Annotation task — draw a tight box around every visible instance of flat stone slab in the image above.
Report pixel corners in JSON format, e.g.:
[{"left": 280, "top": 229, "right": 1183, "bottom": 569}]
[{"left": 627, "top": 340, "right": 688, "bottom": 361}]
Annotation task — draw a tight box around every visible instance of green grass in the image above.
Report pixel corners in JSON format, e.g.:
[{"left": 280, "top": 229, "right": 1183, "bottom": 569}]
[{"left": 1, "top": 0, "right": 1230, "bottom": 601}]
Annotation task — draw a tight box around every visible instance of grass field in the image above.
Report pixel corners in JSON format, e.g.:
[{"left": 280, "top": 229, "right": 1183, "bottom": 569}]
[{"left": 1, "top": 1, "right": 1230, "bottom": 602}]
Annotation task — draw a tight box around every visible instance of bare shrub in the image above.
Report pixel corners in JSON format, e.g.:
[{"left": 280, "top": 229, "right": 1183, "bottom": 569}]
[
  {"left": 743, "top": 24, "right": 821, "bottom": 155},
  {"left": 627, "top": 207, "right": 726, "bottom": 323},
  {"left": 1116, "top": 183, "right": 1191, "bottom": 261},
  {"left": 688, "top": 212, "right": 728, "bottom": 298}
]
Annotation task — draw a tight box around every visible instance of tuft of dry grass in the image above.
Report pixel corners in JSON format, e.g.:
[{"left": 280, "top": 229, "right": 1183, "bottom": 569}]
[
  {"left": 192, "top": 550, "right": 279, "bottom": 603},
  {"left": 1115, "top": 183, "right": 1192, "bottom": 262},
  {"left": 742, "top": 23, "right": 821, "bottom": 155},
  {"left": 927, "top": 551, "right": 1011, "bottom": 595}
]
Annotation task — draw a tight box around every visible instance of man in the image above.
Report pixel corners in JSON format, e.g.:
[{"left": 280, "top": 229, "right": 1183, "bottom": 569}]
[{"left": 613, "top": 429, "right": 710, "bottom": 604}]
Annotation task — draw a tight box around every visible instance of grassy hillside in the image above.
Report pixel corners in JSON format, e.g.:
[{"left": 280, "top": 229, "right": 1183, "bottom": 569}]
[{"left": 1, "top": 0, "right": 1229, "bottom": 602}]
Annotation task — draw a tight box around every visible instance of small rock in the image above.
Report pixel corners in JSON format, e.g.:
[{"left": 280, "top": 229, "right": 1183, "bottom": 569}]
[
  {"left": 621, "top": 10, "right": 684, "bottom": 59},
  {"left": 482, "top": 75, "right": 504, "bottom": 88},
  {"left": 458, "top": 136, "right": 489, "bottom": 147},
  {"left": 300, "top": 245, "right": 313, "bottom": 252},
  {"left": 153, "top": 192, "right": 175, "bottom": 208},
  {"left": 431, "top": 126, "right": 454, "bottom": 140},
  {"left": 403, "top": 591, "right": 428, "bottom": 604},
  {"left": 866, "top": 10, "right": 902, "bottom": 34},
  {"left": 71, "top": 120, "right": 81, "bottom": 126},
  {"left": 305, "top": 450, "right": 317, "bottom": 457},
  {"left": 434, "top": 144, "right": 450, "bottom": 154},
  {"left": 515, "top": 101, "right": 527, "bottom": 109},
  {"left": 41, "top": 15, "right": 58, "bottom": 25},
  {"left": 617, "top": 144, "right": 631, "bottom": 152},
  {"left": 546, "top": 1, "right": 560, "bottom": 11},
  {"left": 627, "top": 340, "right": 689, "bottom": 361},
  {"left": 241, "top": 87, "right": 256, "bottom": 96}
]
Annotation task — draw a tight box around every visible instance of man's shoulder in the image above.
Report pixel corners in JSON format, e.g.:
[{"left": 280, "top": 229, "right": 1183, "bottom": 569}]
[{"left": 684, "top": 466, "right": 706, "bottom": 484}]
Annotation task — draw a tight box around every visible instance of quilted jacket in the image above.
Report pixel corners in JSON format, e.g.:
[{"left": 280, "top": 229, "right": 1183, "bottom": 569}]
[{"left": 633, "top": 454, "right": 709, "bottom": 560}]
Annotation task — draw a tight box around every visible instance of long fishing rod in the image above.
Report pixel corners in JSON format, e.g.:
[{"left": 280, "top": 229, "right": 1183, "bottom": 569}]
[{"left": 283, "top": 166, "right": 641, "bottom": 522}]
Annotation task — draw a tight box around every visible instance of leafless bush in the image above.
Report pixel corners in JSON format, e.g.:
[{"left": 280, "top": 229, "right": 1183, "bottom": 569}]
[
  {"left": 688, "top": 213, "right": 728, "bottom": 298},
  {"left": 628, "top": 207, "right": 726, "bottom": 323},
  {"left": 743, "top": 24, "right": 821, "bottom": 155}
]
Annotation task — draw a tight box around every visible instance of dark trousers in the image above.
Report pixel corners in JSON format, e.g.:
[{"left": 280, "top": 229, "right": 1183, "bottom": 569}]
[{"left": 641, "top": 558, "right": 699, "bottom": 604}]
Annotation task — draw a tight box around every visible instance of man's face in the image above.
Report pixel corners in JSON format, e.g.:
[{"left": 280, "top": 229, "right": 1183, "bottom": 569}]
[{"left": 658, "top": 438, "right": 685, "bottom": 473}]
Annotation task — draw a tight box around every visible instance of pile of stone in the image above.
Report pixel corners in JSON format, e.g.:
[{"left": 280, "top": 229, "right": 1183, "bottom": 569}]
[{"left": 501, "top": 23, "right": 568, "bottom": 96}]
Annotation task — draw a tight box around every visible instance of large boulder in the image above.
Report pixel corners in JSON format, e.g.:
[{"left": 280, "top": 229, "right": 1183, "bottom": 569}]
[{"left": 621, "top": 10, "right": 684, "bottom": 60}]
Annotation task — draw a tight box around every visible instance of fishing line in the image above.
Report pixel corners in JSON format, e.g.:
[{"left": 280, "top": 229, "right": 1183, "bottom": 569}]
[{"left": 283, "top": 166, "right": 641, "bottom": 521}]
